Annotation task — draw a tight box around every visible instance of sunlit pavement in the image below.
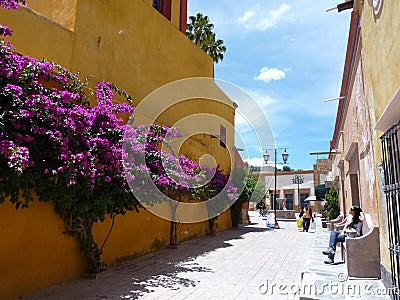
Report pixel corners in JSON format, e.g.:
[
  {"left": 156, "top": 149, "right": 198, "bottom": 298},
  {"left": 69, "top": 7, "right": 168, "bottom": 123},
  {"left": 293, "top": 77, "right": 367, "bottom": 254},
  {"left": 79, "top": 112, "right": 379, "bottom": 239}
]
[{"left": 20, "top": 212, "right": 314, "bottom": 300}]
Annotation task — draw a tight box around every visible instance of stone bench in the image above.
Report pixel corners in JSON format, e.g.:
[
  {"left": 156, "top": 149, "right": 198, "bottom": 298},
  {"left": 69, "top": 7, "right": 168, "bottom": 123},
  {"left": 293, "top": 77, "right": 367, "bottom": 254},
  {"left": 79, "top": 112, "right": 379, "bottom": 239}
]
[
  {"left": 341, "top": 213, "right": 380, "bottom": 279},
  {"left": 327, "top": 214, "right": 344, "bottom": 231}
]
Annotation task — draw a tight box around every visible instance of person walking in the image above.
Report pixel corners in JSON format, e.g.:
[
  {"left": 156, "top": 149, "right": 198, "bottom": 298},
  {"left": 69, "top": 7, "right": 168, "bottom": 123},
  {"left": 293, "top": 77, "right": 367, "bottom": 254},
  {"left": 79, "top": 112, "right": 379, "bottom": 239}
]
[{"left": 302, "top": 204, "right": 312, "bottom": 232}]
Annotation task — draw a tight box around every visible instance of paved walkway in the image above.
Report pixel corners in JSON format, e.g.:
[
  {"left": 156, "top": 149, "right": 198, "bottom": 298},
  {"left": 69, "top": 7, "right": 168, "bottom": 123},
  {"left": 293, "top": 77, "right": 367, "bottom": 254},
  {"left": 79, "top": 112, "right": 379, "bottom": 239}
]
[
  {"left": 21, "top": 211, "right": 313, "bottom": 300},
  {"left": 20, "top": 212, "right": 390, "bottom": 300}
]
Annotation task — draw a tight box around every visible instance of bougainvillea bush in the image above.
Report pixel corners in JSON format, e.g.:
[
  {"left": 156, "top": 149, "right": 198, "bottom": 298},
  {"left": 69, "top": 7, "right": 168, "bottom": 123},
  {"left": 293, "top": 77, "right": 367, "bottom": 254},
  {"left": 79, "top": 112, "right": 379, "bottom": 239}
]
[
  {"left": 0, "top": 0, "right": 25, "bottom": 10},
  {"left": 0, "top": 0, "right": 239, "bottom": 272},
  {"left": 0, "top": 21, "right": 141, "bottom": 272},
  {"left": 123, "top": 125, "right": 238, "bottom": 243}
]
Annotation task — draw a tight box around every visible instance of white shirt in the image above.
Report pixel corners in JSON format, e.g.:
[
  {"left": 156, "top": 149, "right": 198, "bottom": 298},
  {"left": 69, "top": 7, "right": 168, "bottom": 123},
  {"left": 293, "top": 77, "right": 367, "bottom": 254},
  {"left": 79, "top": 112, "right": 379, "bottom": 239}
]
[{"left": 346, "top": 214, "right": 363, "bottom": 237}]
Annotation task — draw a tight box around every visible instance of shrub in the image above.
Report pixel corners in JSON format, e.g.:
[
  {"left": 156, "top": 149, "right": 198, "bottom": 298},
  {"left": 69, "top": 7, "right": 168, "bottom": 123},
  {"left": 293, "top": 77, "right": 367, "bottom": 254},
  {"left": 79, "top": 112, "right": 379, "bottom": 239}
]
[{"left": 325, "top": 188, "right": 339, "bottom": 221}]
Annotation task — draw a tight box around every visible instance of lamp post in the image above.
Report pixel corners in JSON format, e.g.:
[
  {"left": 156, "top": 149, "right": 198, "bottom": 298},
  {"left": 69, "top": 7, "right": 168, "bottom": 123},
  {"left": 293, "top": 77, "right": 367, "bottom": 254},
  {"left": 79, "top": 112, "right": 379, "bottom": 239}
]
[
  {"left": 292, "top": 175, "right": 304, "bottom": 211},
  {"left": 263, "top": 148, "right": 289, "bottom": 229}
]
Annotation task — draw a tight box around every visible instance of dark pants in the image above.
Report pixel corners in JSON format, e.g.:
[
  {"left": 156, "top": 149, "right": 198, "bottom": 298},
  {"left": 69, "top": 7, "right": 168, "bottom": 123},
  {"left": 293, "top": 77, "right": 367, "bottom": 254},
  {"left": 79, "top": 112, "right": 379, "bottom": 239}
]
[{"left": 303, "top": 218, "right": 311, "bottom": 231}]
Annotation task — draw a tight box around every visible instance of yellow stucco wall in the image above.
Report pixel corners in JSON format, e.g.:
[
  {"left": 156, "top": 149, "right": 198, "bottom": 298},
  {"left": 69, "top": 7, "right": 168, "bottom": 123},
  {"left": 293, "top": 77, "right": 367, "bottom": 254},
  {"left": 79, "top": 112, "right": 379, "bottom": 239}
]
[
  {"left": 0, "top": 0, "right": 234, "bottom": 298},
  {"left": 0, "top": 198, "right": 87, "bottom": 300},
  {"left": 132, "top": 76, "right": 235, "bottom": 172},
  {"left": 0, "top": 0, "right": 212, "bottom": 101},
  {"left": 26, "top": 0, "right": 184, "bottom": 33},
  {"left": 92, "top": 209, "right": 232, "bottom": 265},
  {"left": 158, "top": 98, "right": 235, "bottom": 173},
  {"left": 358, "top": 1, "right": 400, "bottom": 120},
  {"left": 26, "top": 0, "right": 78, "bottom": 31},
  {"left": 0, "top": 198, "right": 230, "bottom": 299},
  {"left": 356, "top": 0, "right": 400, "bottom": 273}
]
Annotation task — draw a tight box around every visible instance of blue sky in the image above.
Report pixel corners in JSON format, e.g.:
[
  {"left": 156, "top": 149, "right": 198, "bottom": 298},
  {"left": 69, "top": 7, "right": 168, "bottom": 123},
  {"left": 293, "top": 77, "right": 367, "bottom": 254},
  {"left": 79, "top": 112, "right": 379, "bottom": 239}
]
[{"left": 187, "top": 0, "right": 352, "bottom": 170}]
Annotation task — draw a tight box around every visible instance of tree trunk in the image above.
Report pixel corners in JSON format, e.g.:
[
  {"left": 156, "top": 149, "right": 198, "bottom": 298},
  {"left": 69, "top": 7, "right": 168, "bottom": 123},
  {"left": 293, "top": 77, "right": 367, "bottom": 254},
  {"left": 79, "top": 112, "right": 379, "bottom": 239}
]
[{"left": 169, "top": 202, "right": 179, "bottom": 246}]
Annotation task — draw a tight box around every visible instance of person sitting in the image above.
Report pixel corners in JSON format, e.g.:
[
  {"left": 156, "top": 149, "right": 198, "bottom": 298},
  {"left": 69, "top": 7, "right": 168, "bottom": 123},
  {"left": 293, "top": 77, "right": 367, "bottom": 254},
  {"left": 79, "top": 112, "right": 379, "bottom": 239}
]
[
  {"left": 322, "top": 206, "right": 364, "bottom": 264},
  {"left": 320, "top": 205, "right": 328, "bottom": 219}
]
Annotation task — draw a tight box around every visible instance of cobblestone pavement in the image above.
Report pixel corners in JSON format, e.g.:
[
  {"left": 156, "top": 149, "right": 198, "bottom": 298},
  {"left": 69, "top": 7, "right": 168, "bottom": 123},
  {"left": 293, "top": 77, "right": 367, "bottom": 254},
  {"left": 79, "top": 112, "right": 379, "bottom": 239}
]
[{"left": 20, "top": 211, "right": 314, "bottom": 300}]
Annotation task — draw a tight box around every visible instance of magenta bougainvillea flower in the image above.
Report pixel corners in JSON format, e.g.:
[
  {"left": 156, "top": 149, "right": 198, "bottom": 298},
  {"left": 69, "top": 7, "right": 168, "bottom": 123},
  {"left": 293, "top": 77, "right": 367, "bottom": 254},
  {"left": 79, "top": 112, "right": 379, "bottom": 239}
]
[
  {"left": 0, "top": 0, "right": 238, "bottom": 210},
  {"left": 0, "top": 0, "right": 25, "bottom": 10},
  {"left": 0, "top": 0, "right": 238, "bottom": 272}
]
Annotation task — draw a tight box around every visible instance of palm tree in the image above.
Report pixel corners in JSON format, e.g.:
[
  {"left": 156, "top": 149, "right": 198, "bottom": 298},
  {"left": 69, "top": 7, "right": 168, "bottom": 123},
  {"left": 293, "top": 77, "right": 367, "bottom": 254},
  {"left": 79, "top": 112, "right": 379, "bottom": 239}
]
[
  {"left": 186, "top": 13, "right": 226, "bottom": 63},
  {"left": 202, "top": 32, "right": 226, "bottom": 63},
  {"left": 187, "top": 13, "right": 213, "bottom": 47}
]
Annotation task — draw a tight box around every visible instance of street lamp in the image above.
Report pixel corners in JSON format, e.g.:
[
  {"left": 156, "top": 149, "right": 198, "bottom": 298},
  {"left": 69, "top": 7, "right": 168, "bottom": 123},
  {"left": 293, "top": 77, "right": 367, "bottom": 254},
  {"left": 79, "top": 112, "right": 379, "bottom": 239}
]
[
  {"left": 292, "top": 175, "right": 304, "bottom": 211},
  {"left": 263, "top": 148, "right": 289, "bottom": 229}
]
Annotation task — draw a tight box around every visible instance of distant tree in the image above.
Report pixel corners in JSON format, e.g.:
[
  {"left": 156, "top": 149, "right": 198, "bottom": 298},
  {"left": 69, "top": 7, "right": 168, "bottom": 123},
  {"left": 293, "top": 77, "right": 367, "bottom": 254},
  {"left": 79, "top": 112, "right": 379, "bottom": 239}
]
[
  {"left": 230, "top": 168, "right": 265, "bottom": 227},
  {"left": 186, "top": 12, "right": 226, "bottom": 63},
  {"left": 282, "top": 166, "right": 292, "bottom": 172}
]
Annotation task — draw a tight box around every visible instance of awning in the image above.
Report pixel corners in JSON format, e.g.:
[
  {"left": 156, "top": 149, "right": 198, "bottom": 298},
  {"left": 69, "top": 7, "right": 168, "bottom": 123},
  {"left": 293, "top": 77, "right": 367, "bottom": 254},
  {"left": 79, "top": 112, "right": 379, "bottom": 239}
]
[{"left": 315, "top": 184, "right": 329, "bottom": 200}]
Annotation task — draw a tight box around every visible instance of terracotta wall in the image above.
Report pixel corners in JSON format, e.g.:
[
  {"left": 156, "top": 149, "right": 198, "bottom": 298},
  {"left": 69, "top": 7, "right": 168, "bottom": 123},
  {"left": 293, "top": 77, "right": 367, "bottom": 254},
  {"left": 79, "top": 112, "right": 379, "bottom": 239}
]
[{"left": 332, "top": 42, "right": 378, "bottom": 224}]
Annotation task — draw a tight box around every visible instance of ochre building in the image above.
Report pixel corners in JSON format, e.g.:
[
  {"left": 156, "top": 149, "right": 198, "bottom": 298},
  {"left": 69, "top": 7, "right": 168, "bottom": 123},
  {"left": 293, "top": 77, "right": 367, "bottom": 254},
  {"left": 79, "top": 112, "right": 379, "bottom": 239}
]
[{"left": 0, "top": 1, "right": 237, "bottom": 299}]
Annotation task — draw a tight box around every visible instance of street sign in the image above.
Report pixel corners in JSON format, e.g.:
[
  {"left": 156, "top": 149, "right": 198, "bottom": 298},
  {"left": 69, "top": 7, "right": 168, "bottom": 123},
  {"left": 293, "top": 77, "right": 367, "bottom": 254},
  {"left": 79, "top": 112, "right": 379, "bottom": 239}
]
[{"left": 316, "top": 159, "right": 332, "bottom": 172}]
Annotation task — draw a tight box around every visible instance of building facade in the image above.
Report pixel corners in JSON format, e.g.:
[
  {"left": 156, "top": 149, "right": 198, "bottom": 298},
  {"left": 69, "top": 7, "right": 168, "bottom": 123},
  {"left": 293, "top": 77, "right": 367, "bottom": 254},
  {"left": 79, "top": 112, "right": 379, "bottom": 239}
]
[
  {"left": 0, "top": 1, "right": 236, "bottom": 299},
  {"left": 329, "top": 11, "right": 379, "bottom": 223},
  {"left": 264, "top": 170, "right": 325, "bottom": 212},
  {"left": 329, "top": 1, "right": 400, "bottom": 293}
]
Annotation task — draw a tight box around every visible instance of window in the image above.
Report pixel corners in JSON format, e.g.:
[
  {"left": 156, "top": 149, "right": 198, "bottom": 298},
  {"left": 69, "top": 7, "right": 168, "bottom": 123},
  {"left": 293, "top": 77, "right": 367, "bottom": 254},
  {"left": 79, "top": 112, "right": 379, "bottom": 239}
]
[
  {"left": 269, "top": 191, "right": 279, "bottom": 210},
  {"left": 152, "top": 0, "right": 161, "bottom": 11},
  {"left": 381, "top": 121, "right": 400, "bottom": 299},
  {"left": 285, "top": 194, "right": 293, "bottom": 210},
  {"left": 152, "top": 0, "right": 172, "bottom": 20},
  {"left": 350, "top": 174, "right": 360, "bottom": 207},
  {"left": 220, "top": 125, "right": 226, "bottom": 148}
]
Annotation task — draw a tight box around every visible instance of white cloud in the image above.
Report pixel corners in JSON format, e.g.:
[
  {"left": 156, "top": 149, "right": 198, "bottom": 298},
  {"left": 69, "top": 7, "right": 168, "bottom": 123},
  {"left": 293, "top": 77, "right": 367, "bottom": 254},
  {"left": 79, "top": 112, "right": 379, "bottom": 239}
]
[
  {"left": 246, "top": 90, "right": 277, "bottom": 107},
  {"left": 254, "top": 67, "right": 287, "bottom": 83},
  {"left": 244, "top": 157, "right": 264, "bottom": 167},
  {"left": 238, "top": 10, "right": 254, "bottom": 24},
  {"left": 238, "top": 3, "right": 291, "bottom": 31},
  {"left": 244, "top": 157, "right": 286, "bottom": 169}
]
